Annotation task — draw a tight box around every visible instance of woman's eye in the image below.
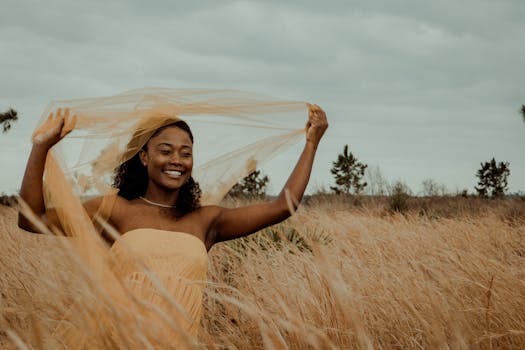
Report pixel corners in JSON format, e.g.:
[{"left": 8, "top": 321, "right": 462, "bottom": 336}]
[
  {"left": 182, "top": 153, "right": 192, "bottom": 157},
  {"left": 160, "top": 150, "right": 171, "bottom": 155}
]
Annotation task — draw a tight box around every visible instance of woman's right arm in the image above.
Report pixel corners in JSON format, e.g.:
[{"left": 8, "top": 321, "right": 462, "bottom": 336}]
[{"left": 18, "top": 109, "right": 76, "bottom": 233}]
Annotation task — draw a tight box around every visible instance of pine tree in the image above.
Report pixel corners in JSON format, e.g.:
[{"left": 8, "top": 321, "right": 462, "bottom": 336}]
[
  {"left": 330, "top": 145, "right": 368, "bottom": 194},
  {"left": 228, "top": 170, "right": 269, "bottom": 198},
  {"left": 0, "top": 108, "right": 18, "bottom": 133},
  {"left": 475, "top": 158, "right": 510, "bottom": 197}
]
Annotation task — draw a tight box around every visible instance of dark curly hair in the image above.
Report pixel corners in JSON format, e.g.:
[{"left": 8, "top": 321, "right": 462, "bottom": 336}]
[{"left": 112, "top": 120, "right": 201, "bottom": 216}]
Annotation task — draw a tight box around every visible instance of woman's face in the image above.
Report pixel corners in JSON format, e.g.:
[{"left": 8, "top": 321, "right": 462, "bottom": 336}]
[{"left": 139, "top": 125, "right": 193, "bottom": 191}]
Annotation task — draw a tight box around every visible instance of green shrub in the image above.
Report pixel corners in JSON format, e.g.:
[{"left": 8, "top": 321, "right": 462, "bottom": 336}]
[
  {"left": 389, "top": 181, "right": 411, "bottom": 213},
  {"left": 0, "top": 193, "right": 17, "bottom": 207}
]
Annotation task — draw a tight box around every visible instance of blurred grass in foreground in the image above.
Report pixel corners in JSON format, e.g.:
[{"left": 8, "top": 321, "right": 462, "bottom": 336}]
[{"left": 1, "top": 195, "right": 524, "bottom": 349}]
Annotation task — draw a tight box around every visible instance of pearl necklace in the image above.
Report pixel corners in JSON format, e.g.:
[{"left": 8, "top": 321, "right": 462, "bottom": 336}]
[{"left": 139, "top": 196, "right": 176, "bottom": 209}]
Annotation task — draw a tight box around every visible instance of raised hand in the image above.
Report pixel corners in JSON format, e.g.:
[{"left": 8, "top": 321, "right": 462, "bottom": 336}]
[
  {"left": 32, "top": 108, "right": 77, "bottom": 149},
  {"left": 306, "top": 103, "right": 328, "bottom": 147}
]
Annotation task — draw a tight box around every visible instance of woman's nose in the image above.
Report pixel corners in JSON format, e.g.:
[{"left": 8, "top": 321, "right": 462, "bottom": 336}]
[{"left": 169, "top": 153, "right": 183, "bottom": 165}]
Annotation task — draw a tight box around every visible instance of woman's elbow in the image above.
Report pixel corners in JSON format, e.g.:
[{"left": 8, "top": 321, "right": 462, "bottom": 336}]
[
  {"left": 275, "top": 196, "right": 301, "bottom": 220},
  {"left": 17, "top": 213, "right": 40, "bottom": 233}
]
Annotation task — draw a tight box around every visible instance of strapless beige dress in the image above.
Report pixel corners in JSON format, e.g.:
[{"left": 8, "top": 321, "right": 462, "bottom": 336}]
[{"left": 51, "top": 229, "right": 208, "bottom": 349}]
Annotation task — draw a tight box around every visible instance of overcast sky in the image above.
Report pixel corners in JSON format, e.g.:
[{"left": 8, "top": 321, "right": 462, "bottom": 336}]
[{"left": 1, "top": 0, "right": 524, "bottom": 195}]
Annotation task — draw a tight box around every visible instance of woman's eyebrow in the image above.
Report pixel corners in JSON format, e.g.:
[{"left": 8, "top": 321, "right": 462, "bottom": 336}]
[
  {"left": 157, "top": 143, "right": 173, "bottom": 148},
  {"left": 157, "top": 142, "right": 192, "bottom": 149}
]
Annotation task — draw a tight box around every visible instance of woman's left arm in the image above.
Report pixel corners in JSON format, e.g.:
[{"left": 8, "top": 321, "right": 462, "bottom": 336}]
[{"left": 210, "top": 104, "right": 328, "bottom": 244}]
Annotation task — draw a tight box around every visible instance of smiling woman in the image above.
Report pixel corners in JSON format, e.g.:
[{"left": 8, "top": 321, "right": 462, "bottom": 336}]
[
  {"left": 16, "top": 88, "right": 327, "bottom": 348},
  {"left": 114, "top": 119, "right": 201, "bottom": 217}
]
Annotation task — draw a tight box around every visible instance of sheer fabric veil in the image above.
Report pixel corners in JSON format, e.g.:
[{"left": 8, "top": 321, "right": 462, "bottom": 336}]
[
  {"left": 42, "top": 88, "right": 305, "bottom": 203},
  {"left": 29, "top": 87, "right": 307, "bottom": 347}
]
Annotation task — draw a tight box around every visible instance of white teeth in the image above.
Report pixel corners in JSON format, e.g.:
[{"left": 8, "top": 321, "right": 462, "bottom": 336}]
[{"left": 164, "top": 170, "right": 182, "bottom": 177}]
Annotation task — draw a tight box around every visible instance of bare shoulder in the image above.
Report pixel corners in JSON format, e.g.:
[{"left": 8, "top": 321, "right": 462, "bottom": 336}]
[
  {"left": 82, "top": 194, "right": 129, "bottom": 221},
  {"left": 192, "top": 205, "right": 224, "bottom": 223}
]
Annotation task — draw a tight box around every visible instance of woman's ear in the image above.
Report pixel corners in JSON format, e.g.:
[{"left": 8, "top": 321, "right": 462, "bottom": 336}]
[{"left": 139, "top": 149, "right": 148, "bottom": 166}]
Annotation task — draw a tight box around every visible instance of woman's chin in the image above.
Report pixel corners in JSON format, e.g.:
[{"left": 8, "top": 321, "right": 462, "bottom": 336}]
[{"left": 158, "top": 177, "right": 187, "bottom": 190}]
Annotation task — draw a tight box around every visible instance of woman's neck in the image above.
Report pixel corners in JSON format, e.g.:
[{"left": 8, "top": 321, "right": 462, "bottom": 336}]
[{"left": 142, "top": 187, "right": 179, "bottom": 207}]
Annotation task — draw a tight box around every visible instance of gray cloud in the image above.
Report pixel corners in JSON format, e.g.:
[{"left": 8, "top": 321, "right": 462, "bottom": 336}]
[{"left": 1, "top": 0, "right": 524, "bottom": 194}]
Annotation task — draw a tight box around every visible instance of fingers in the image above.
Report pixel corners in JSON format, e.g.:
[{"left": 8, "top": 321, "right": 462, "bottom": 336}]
[
  {"left": 32, "top": 107, "right": 76, "bottom": 146},
  {"left": 58, "top": 108, "right": 76, "bottom": 138},
  {"left": 305, "top": 120, "right": 312, "bottom": 133},
  {"left": 48, "top": 107, "right": 77, "bottom": 137},
  {"left": 58, "top": 108, "right": 67, "bottom": 130},
  {"left": 61, "top": 113, "right": 77, "bottom": 137},
  {"left": 308, "top": 103, "right": 324, "bottom": 115},
  {"left": 307, "top": 103, "right": 327, "bottom": 123},
  {"left": 305, "top": 103, "right": 328, "bottom": 145}
]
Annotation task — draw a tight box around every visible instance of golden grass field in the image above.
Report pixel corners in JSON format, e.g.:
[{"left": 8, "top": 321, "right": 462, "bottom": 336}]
[{"left": 1, "top": 196, "right": 524, "bottom": 349}]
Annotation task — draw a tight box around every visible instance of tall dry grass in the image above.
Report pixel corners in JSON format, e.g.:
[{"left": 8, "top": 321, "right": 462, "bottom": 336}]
[{"left": 1, "top": 197, "right": 524, "bottom": 349}]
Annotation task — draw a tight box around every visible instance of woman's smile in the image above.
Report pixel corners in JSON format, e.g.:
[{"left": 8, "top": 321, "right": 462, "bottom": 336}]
[{"left": 163, "top": 170, "right": 183, "bottom": 178}]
